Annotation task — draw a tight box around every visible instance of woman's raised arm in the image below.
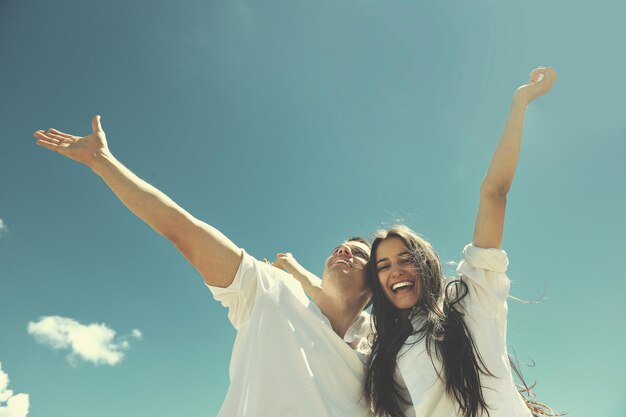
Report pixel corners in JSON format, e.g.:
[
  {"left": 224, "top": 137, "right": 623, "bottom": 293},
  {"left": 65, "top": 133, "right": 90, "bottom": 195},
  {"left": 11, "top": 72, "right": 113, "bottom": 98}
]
[{"left": 473, "top": 67, "right": 557, "bottom": 249}]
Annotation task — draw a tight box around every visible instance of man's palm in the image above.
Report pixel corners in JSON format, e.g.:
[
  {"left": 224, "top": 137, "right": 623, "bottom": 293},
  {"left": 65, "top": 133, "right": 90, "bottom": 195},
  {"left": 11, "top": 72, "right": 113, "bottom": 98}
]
[{"left": 34, "top": 115, "right": 109, "bottom": 166}]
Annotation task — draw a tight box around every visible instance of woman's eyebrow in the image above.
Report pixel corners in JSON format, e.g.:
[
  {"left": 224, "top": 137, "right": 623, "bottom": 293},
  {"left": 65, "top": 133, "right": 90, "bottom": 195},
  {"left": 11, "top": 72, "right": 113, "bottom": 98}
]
[{"left": 376, "top": 252, "right": 411, "bottom": 264}]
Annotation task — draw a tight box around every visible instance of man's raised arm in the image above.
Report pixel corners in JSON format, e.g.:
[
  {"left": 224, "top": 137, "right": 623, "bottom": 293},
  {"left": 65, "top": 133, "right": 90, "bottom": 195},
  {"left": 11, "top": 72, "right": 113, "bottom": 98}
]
[{"left": 34, "top": 115, "right": 241, "bottom": 288}]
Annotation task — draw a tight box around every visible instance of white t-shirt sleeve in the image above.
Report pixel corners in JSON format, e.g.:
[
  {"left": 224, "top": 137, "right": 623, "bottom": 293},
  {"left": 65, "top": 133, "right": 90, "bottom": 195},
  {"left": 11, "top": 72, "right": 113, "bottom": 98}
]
[
  {"left": 206, "top": 249, "right": 263, "bottom": 330},
  {"left": 456, "top": 243, "right": 511, "bottom": 309}
]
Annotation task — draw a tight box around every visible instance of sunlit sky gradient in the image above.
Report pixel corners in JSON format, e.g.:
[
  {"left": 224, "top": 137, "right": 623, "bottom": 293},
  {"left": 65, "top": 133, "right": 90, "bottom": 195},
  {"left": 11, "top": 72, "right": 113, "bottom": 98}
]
[{"left": 1, "top": 0, "right": 625, "bottom": 416}]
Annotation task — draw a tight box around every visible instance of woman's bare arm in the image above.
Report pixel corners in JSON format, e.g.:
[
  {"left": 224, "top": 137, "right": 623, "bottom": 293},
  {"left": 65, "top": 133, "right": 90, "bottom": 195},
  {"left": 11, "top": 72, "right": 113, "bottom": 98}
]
[
  {"left": 272, "top": 253, "right": 323, "bottom": 302},
  {"left": 473, "top": 67, "right": 557, "bottom": 249}
]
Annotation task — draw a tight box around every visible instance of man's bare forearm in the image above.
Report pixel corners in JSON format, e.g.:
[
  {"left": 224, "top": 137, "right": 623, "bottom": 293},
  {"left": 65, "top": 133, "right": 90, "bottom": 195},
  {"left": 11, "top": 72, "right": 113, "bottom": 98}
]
[
  {"left": 89, "top": 151, "right": 192, "bottom": 242},
  {"left": 88, "top": 151, "right": 241, "bottom": 287}
]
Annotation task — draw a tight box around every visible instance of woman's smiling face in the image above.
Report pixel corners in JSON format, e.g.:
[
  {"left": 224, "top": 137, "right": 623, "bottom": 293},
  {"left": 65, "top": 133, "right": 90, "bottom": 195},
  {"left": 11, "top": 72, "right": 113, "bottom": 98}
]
[{"left": 375, "top": 237, "right": 422, "bottom": 310}]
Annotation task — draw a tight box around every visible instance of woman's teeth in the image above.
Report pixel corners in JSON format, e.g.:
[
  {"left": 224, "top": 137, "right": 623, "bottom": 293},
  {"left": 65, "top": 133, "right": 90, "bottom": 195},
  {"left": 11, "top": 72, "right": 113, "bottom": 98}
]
[{"left": 391, "top": 281, "right": 414, "bottom": 292}]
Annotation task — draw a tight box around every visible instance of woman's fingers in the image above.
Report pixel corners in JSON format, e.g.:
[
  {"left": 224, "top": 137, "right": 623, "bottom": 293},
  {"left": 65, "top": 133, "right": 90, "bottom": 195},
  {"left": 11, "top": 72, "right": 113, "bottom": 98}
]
[
  {"left": 531, "top": 72, "right": 544, "bottom": 82},
  {"left": 530, "top": 67, "right": 557, "bottom": 84},
  {"left": 529, "top": 69, "right": 543, "bottom": 82},
  {"left": 514, "top": 67, "right": 557, "bottom": 104},
  {"left": 538, "top": 68, "right": 557, "bottom": 90}
]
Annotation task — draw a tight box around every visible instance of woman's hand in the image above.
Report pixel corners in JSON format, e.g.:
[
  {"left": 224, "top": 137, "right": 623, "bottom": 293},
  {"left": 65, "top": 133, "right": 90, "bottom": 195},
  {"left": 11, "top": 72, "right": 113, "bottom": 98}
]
[
  {"left": 265, "top": 253, "right": 323, "bottom": 301},
  {"left": 272, "top": 253, "right": 301, "bottom": 274},
  {"left": 514, "top": 67, "right": 558, "bottom": 105},
  {"left": 34, "top": 115, "right": 111, "bottom": 167}
]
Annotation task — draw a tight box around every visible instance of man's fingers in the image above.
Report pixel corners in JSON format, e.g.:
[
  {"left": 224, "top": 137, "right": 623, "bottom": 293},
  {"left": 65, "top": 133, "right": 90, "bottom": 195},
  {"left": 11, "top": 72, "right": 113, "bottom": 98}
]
[
  {"left": 92, "top": 115, "right": 103, "bottom": 133},
  {"left": 43, "top": 131, "right": 71, "bottom": 142},
  {"left": 34, "top": 131, "right": 60, "bottom": 144},
  {"left": 35, "top": 139, "right": 60, "bottom": 151},
  {"left": 48, "top": 128, "right": 75, "bottom": 138}
]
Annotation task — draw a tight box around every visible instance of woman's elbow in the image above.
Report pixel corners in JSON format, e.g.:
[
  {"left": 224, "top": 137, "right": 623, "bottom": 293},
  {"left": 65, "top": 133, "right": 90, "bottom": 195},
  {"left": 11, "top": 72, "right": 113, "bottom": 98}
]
[{"left": 480, "top": 180, "right": 510, "bottom": 198}]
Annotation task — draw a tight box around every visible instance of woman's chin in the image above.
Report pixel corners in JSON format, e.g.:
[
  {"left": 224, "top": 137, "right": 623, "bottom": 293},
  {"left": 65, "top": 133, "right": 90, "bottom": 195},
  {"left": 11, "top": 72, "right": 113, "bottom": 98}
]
[{"left": 386, "top": 293, "right": 418, "bottom": 311}]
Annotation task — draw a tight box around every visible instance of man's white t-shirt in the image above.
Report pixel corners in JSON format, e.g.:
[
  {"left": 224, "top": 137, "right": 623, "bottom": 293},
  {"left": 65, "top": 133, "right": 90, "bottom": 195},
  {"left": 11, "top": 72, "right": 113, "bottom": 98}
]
[{"left": 208, "top": 249, "right": 374, "bottom": 417}]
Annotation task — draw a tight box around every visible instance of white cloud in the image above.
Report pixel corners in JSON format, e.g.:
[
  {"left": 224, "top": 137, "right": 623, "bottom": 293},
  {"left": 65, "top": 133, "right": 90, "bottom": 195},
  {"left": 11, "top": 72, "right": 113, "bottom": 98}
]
[
  {"left": 27, "top": 316, "right": 141, "bottom": 367},
  {"left": 0, "top": 219, "right": 7, "bottom": 237},
  {"left": 0, "top": 362, "right": 30, "bottom": 417}
]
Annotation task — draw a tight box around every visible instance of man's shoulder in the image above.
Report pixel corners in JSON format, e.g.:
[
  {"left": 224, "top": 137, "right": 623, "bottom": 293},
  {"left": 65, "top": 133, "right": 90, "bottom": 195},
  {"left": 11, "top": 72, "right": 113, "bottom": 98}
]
[{"left": 242, "top": 255, "right": 311, "bottom": 304}]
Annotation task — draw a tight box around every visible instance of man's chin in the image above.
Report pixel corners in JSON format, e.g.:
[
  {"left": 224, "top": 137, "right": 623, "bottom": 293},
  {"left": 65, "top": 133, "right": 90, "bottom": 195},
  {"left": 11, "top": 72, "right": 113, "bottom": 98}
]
[
  {"left": 325, "top": 266, "right": 350, "bottom": 279},
  {"left": 330, "top": 260, "right": 351, "bottom": 269}
]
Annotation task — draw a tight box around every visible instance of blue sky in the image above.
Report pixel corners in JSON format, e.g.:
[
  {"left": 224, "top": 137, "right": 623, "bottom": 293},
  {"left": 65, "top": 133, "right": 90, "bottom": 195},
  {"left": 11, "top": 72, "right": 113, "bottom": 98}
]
[{"left": 1, "top": 0, "right": 625, "bottom": 416}]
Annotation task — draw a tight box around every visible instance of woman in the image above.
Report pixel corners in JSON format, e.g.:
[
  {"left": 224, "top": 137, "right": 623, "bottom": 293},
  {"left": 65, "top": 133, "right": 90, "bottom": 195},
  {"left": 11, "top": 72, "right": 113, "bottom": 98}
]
[{"left": 364, "top": 67, "right": 558, "bottom": 417}]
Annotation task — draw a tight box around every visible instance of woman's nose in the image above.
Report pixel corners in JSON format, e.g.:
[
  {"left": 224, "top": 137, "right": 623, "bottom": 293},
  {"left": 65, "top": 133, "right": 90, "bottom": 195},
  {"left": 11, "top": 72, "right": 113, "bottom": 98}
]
[{"left": 388, "top": 264, "right": 404, "bottom": 278}]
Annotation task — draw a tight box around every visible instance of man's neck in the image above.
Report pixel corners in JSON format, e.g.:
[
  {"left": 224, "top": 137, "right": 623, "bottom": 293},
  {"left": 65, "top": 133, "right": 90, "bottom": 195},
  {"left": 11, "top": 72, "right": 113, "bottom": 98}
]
[{"left": 315, "top": 289, "right": 367, "bottom": 339}]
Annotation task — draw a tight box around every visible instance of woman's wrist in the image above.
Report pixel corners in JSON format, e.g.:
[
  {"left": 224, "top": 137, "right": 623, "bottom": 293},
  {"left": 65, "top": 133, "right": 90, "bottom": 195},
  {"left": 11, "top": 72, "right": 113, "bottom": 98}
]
[{"left": 512, "top": 91, "right": 530, "bottom": 108}]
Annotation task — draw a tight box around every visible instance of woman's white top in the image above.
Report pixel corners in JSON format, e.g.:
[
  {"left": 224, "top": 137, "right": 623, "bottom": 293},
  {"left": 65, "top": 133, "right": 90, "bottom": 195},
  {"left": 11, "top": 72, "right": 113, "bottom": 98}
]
[{"left": 396, "top": 244, "right": 532, "bottom": 417}]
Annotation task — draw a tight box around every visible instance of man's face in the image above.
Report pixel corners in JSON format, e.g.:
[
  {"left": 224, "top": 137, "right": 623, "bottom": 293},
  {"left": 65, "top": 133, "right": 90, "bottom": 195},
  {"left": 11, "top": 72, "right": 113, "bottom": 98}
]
[{"left": 323, "top": 240, "right": 371, "bottom": 295}]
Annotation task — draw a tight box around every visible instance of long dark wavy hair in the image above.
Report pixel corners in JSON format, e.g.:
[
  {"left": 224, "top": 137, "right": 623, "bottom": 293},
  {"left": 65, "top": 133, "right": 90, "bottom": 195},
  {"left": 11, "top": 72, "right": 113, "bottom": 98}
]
[
  {"left": 363, "top": 225, "right": 560, "bottom": 417},
  {"left": 364, "top": 225, "right": 491, "bottom": 417}
]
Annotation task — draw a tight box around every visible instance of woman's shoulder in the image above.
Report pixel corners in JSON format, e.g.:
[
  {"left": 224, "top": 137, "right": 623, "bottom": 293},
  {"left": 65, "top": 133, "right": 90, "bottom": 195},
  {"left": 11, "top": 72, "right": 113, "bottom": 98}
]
[{"left": 460, "top": 243, "right": 509, "bottom": 273}]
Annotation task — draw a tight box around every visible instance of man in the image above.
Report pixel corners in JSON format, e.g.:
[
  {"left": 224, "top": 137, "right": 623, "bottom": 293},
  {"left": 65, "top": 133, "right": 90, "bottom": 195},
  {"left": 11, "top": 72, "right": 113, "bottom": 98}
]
[{"left": 34, "top": 116, "right": 374, "bottom": 417}]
